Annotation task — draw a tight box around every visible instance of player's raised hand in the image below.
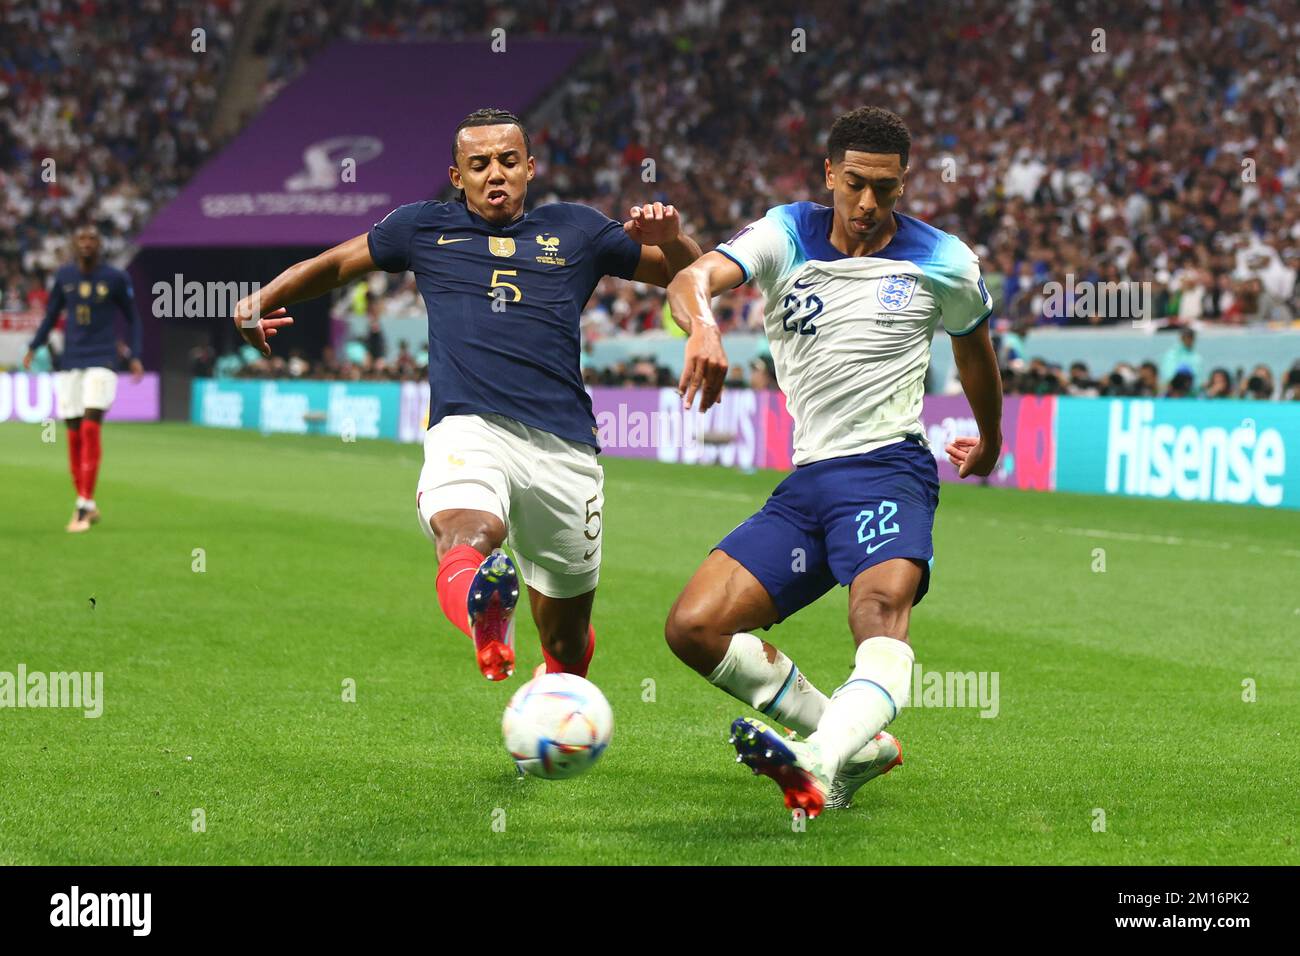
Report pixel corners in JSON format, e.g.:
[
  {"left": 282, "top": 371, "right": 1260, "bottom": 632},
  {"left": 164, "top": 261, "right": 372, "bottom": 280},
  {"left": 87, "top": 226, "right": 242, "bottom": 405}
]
[
  {"left": 233, "top": 295, "right": 294, "bottom": 358},
  {"left": 946, "top": 435, "right": 1000, "bottom": 478},
  {"left": 679, "top": 324, "right": 728, "bottom": 412},
  {"left": 625, "top": 202, "right": 681, "bottom": 246}
]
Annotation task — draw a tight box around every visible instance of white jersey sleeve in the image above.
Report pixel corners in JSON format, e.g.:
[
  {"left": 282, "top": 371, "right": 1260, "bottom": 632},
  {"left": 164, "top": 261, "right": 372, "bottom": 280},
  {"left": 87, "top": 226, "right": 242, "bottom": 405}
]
[
  {"left": 715, "top": 216, "right": 796, "bottom": 287},
  {"left": 930, "top": 233, "right": 993, "bottom": 335}
]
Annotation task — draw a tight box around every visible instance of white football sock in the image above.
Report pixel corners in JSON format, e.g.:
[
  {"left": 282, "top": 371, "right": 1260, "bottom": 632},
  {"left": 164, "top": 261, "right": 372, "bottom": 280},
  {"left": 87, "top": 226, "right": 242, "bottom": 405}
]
[
  {"left": 809, "top": 636, "right": 914, "bottom": 774},
  {"left": 84, "top": 498, "right": 96, "bottom": 510},
  {"left": 76, "top": 496, "right": 87, "bottom": 509},
  {"left": 707, "top": 632, "right": 828, "bottom": 736}
]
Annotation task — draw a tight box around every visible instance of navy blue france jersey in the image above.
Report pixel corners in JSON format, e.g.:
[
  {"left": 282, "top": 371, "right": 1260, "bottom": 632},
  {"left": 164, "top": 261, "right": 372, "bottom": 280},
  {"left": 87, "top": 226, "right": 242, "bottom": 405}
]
[
  {"left": 29, "top": 263, "right": 141, "bottom": 371},
  {"left": 368, "top": 200, "right": 642, "bottom": 449}
]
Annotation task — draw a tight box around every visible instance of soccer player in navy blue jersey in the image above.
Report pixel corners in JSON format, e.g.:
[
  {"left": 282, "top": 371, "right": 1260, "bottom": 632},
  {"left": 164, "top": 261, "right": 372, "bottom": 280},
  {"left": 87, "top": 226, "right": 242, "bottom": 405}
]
[
  {"left": 232, "top": 108, "right": 702, "bottom": 683},
  {"left": 24, "top": 225, "right": 144, "bottom": 533}
]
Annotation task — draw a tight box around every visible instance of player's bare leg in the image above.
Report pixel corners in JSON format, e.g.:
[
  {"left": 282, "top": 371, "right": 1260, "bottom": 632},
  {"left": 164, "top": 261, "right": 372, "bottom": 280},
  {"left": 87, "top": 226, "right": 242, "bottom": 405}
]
[
  {"left": 430, "top": 509, "right": 506, "bottom": 560},
  {"left": 665, "top": 549, "right": 781, "bottom": 676},
  {"left": 844, "top": 557, "right": 922, "bottom": 643},
  {"left": 530, "top": 588, "right": 596, "bottom": 677},
  {"left": 428, "top": 508, "right": 519, "bottom": 681}
]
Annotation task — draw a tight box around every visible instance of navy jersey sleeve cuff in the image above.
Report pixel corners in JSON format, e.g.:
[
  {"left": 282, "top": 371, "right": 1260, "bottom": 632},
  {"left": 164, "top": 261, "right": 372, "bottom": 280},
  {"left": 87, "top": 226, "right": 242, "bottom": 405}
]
[{"left": 614, "top": 233, "right": 642, "bottom": 281}]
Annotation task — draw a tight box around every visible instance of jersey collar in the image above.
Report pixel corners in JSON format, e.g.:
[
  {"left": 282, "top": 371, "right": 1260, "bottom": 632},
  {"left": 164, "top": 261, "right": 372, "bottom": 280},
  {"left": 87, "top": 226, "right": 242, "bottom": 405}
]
[
  {"left": 460, "top": 200, "right": 528, "bottom": 231},
  {"left": 813, "top": 206, "right": 906, "bottom": 262}
]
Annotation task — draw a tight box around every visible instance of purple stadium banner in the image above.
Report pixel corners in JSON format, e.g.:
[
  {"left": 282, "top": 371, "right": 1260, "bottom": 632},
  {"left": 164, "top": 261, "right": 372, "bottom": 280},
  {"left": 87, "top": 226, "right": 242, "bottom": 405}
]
[
  {"left": 589, "top": 386, "right": 768, "bottom": 470},
  {"left": 135, "top": 40, "right": 589, "bottom": 248},
  {"left": 586, "top": 387, "right": 1057, "bottom": 490},
  {"left": 0, "top": 372, "right": 161, "bottom": 423},
  {"left": 919, "top": 394, "right": 1057, "bottom": 491}
]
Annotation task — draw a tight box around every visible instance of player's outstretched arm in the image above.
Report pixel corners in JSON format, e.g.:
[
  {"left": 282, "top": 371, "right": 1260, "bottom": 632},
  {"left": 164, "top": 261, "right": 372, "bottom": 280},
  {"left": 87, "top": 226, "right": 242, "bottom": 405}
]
[
  {"left": 666, "top": 250, "right": 743, "bottom": 411},
  {"left": 625, "top": 202, "right": 703, "bottom": 288},
  {"left": 947, "top": 321, "right": 1004, "bottom": 478},
  {"left": 232, "top": 233, "right": 377, "bottom": 357},
  {"left": 23, "top": 276, "right": 67, "bottom": 370}
]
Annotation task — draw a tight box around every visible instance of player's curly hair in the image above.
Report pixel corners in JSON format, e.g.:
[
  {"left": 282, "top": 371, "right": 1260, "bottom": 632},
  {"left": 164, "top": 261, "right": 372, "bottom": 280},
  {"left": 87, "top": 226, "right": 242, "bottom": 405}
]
[
  {"left": 827, "top": 107, "right": 910, "bottom": 167},
  {"left": 452, "top": 107, "right": 532, "bottom": 163}
]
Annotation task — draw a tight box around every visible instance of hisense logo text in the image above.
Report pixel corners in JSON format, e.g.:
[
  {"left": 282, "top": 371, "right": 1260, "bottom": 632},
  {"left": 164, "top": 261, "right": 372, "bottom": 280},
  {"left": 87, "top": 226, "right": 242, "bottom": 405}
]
[{"left": 1105, "top": 402, "right": 1285, "bottom": 506}]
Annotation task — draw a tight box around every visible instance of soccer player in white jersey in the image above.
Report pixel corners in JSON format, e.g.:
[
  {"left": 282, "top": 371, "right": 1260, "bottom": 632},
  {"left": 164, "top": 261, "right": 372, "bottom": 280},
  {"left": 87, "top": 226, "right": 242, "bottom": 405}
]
[{"left": 663, "top": 107, "right": 1003, "bottom": 817}]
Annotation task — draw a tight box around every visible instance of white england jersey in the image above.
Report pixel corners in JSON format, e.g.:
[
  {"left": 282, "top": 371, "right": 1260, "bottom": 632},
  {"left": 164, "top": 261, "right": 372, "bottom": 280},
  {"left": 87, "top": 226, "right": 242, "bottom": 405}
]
[{"left": 717, "top": 202, "right": 992, "bottom": 466}]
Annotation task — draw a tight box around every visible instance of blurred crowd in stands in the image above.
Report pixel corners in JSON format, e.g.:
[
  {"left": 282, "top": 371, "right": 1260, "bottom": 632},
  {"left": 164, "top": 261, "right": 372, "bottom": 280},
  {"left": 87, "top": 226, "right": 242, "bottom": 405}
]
[
  {"left": 307, "top": 0, "right": 1300, "bottom": 336},
  {"left": 188, "top": 339, "right": 430, "bottom": 382},
  {"left": 0, "top": 0, "right": 240, "bottom": 310},
  {"left": 996, "top": 327, "right": 1300, "bottom": 399},
  {"left": 5, "top": 0, "right": 1300, "bottom": 397}
]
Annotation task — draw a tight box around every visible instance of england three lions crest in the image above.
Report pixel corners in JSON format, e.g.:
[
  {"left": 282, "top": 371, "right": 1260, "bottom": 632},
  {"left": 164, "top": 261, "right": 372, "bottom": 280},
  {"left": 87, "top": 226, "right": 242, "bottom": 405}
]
[{"left": 877, "top": 274, "right": 918, "bottom": 312}]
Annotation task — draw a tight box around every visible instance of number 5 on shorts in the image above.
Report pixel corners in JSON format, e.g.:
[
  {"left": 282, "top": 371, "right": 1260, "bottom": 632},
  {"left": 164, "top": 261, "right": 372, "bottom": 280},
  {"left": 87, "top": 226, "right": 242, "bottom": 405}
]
[{"left": 583, "top": 494, "right": 601, "bottom": 561}]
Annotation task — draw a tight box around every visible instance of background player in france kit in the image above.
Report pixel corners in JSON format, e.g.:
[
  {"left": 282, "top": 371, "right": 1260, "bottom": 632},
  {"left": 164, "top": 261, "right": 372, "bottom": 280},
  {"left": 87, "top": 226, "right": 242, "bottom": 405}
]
[
  {"left": 663, "top": 107, "right": 1003, "bottom": 815},
  {"left": 232, "top": 108, "right": 701, "bottom": 684},
  {"left": 24, "top": 224, "right": 144, "bottom": 533}
]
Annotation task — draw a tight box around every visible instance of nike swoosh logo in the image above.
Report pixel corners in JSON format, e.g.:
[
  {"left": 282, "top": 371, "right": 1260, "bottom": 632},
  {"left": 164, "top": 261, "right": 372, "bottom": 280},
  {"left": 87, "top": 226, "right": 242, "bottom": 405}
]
[
  {"left": 864, "top": 537, "right": 898, "bottom": 555},
  {"left": 583, "top": 546, "right": 599, "bottom": 561},
  {"left": 793, "top": 276, "right": 816, "bottom": 289},
  {"left": 437, "top": 235, "right": 472, "bottom": 245}
]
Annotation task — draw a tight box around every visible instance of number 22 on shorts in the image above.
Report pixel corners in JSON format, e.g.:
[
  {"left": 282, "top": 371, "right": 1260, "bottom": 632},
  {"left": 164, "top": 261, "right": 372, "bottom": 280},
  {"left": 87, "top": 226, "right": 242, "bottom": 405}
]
[{"left": 856, "top": 500, "right": 900, "bottom": 554}]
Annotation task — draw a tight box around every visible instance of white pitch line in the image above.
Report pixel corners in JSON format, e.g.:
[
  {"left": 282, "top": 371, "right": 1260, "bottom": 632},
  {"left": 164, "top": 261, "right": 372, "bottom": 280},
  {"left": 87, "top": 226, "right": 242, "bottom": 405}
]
[
  {"left": 974, "top": 516, "right": 1300, "bottom": 559},
  {"left": 612, "top": 479, "right": 755, "bottom": 504}
]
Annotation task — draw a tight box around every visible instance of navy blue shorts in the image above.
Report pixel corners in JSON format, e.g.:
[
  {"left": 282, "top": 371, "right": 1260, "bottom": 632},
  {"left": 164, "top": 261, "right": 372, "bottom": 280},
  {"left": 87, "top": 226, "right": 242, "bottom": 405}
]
[{"left": 715, "top": 438, "right": 940, "bottom": 623}]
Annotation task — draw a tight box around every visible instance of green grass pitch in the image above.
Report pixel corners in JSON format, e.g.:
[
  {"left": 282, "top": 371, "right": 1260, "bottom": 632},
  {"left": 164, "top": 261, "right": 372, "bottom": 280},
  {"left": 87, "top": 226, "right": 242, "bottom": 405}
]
[{"left": 2, "top": 421, "right": 1297, "bottom": 865}]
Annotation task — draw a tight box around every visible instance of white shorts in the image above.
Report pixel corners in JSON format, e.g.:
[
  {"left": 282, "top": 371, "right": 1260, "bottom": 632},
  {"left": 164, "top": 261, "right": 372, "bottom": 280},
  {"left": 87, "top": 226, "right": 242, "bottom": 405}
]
[
  {"left": 416, "top": 413, "right": 604, "bottom": 599},
  {"left": 54, "top": 367, "right": 118, "bottom": 419}
]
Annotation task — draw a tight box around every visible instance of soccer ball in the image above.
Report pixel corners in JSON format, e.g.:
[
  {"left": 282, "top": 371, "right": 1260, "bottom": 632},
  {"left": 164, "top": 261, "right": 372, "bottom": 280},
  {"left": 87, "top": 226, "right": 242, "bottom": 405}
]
[{"left": 502, "top": 673, "right": 613, "bottom": 779}]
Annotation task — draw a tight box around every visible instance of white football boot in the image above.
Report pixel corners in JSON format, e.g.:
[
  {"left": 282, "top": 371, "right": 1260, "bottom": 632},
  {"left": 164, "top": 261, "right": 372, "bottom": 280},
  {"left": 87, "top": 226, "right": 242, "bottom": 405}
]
[{"left": 825, "top": 731, "right": 903, "bottom": 810}]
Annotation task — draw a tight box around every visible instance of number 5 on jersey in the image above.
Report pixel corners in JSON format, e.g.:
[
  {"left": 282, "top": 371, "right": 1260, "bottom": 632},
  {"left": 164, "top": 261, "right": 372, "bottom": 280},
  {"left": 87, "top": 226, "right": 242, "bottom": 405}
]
[{"left": 489, "top": 270, "right": 522, "bottom": 304}]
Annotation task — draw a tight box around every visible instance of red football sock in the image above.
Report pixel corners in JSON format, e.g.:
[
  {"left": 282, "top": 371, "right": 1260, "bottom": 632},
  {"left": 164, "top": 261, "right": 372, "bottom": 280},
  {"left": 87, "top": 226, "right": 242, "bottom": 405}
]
[
  {"left": 543, "top": 625, "right": 596, "bottom": 677},
  {"left": 79, "top": 419, "right": 102, "bottom": 500},
  {"left": 66, "top": 425, "right": 84, "bottom": 498},
  {"left": 436, "top": 544, "right": 485, "bottom": 639}
]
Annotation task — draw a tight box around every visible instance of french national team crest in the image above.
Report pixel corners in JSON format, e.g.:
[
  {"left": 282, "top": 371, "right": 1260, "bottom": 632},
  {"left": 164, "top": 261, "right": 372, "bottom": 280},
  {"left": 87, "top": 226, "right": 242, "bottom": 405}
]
[
  {"left": 489, "top": 237, "right": 516, "bottom": 257},
  {"left": 877, "top": 274, "right": 918, "bottom": 312}
]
